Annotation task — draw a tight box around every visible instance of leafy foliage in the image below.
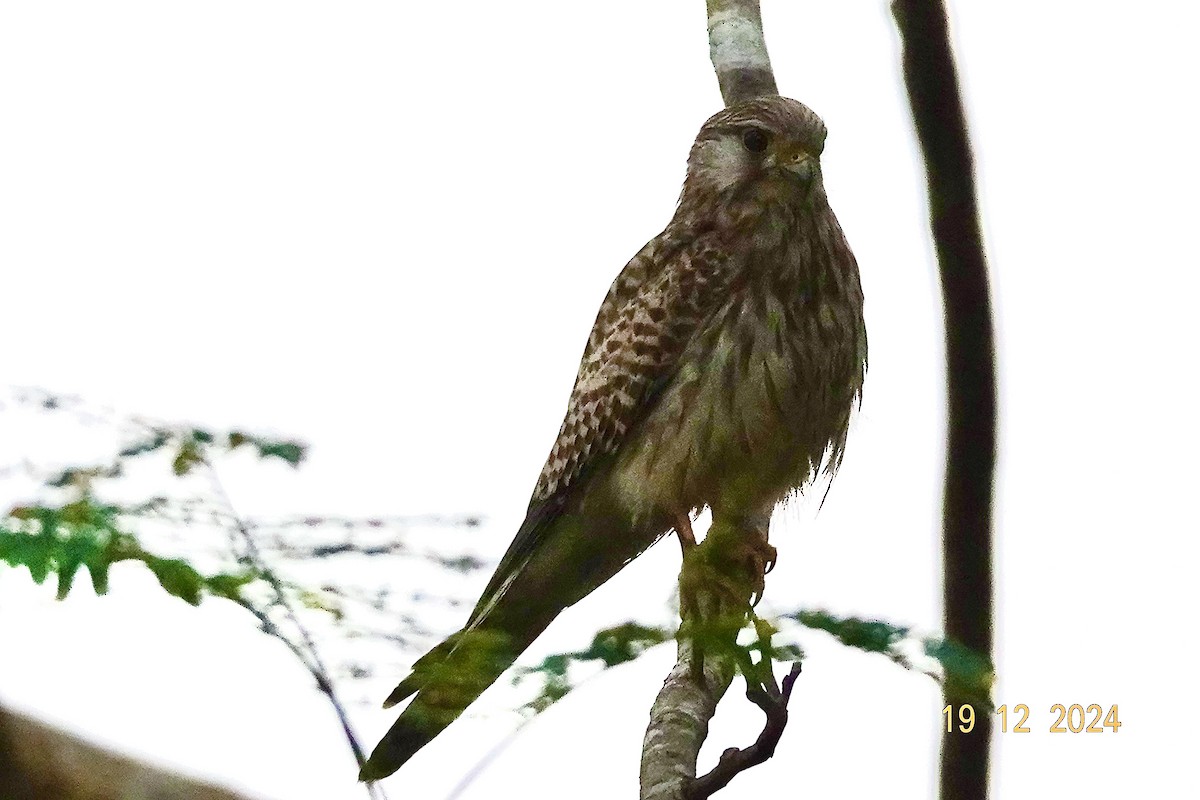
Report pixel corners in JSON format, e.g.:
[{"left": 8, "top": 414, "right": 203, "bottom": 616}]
[
  {"left": 1, "top": 389, "right": 490, "bottom": 798},
  {"left": 789, "top": 608, "right": 911, "bottom": 654},
  {"left": 0, "top": 405, "right": 313, "bottom": 604},
  {"left": 515, "top": 622, "right": 672, "bottom": 713},
  {"left": 514, "top": 610, "right": 994, "bottom": 717},
  {"left": 786, "top": 608, "right": 994, "bottom": 709},
  {"left": 2, "top": 388, "right": 996, "bottom": 795},
  {"left": 226, "top": 430, "right": 306, "bottom": 467},
  {"left": 1, "top": 497, "right": 259, "bottom": 605}
]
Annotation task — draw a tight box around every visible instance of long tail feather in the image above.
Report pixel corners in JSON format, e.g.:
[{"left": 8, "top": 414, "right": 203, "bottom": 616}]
[{"left": 359, "top": 627, "right": 521, "bottom": 781}]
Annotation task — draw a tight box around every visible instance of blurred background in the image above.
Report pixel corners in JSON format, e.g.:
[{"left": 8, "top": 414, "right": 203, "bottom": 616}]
[{"left": 1, "top": 1, "right": 1197, "bottom": 797}]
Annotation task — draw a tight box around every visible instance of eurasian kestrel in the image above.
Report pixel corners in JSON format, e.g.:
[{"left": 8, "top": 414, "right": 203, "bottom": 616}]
[{"left": 362, "top": 95, "right": 866, "bottom": 780}]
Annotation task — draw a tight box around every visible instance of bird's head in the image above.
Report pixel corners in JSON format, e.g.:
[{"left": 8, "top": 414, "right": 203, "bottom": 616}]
[{"left": 681, "top": 95, "right": 829, "bottom": 209}]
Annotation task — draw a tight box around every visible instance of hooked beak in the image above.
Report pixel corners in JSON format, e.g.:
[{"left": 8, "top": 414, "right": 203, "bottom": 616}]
[{"left": 765, "top": 143, "right": 817, "bottom": 183}]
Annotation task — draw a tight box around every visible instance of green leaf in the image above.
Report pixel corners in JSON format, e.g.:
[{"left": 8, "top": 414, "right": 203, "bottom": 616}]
[
  {"left": 87, "top": 556, "right": 112, "bottom": 595},
  {"left": 783, "top": 607, "right": 994, "bottom": 709},
  {"left": 925, "top": 638, "right": 995, "bottom": 709},
  {"left": 791, "top": 609, "right": 909, "bottom": 654},
  {"left": 4, "top": 499, "right": 260, "bottom": 608},
  {"left": 204, "top": 570, "right": 259, "bottom": 601},
  {"left": 143, "top": 556, "right": 205, "bottom": 605},
  {"left": 172, "top": 440, "right": 204, "bottom": 476},
  {"left": 252, "top": 439, "right": 306, "bottom": 467},
  {"left": 54, "top": 530, "right": 103, "bottom": 600},
  {"left": 0, "top": 526, "right": 55, "bottom": 584},
  {"left": 573, "top": 622, "right": 671, "bottom": 667}
]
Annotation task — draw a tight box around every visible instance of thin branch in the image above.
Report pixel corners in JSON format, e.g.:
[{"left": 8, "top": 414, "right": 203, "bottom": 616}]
[
  {"left": 202, "top": 463, "right": 388, "bottom": 800},
  {"left": 706, "top": 0, "right": 778, "bottom": 105},
  {"left": 685, "top": 662, "right": 802, "bottom": 800},
  {"left": 891, "top": 2, "right": 997, "bottom": 799}
]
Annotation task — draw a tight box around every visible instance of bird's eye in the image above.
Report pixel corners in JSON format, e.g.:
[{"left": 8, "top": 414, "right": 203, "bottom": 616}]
[{"left": 742, "top": 128, "right": 769, "bottom": 153}]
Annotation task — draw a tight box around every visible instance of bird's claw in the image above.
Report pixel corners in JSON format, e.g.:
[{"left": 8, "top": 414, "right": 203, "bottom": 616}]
[{"left": 739, "top": 537, "right": 777, "bottom": 607}]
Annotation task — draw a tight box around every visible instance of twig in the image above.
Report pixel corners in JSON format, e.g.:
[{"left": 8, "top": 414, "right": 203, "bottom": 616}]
[
  {"left": 684, "top": 662, "right": 802, "bottom": 800},
  {"left": 891, "top": 2, "right": 997, "bottom": 799},
  {"left": 202, "top": 462, "right": 388, "bottom": 800}
]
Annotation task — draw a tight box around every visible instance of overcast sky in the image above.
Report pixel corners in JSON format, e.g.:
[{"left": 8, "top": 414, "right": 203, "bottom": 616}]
[{"left": 2, "top": 1, "right": 1198, "bottom": 798}]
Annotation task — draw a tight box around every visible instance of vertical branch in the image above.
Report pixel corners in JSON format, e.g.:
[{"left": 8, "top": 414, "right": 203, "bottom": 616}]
[
  {"left": 706, "top": 0, "right": 778, "bottom": 105},
  {"left": 891, "top": 2, "right": 997, "bottom": 799},
  {"left": 639, "top": 5, "right": 780, "bottom": 799}
]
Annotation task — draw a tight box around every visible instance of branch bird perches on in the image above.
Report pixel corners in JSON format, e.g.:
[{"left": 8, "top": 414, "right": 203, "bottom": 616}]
[{"left": 639, "top": 4, "right": 805, "bottom": 799}]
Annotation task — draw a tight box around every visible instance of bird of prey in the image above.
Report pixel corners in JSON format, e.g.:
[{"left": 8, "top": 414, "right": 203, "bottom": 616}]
[{"left": 361, "top": 95, "right": 866, "bottom": 781}]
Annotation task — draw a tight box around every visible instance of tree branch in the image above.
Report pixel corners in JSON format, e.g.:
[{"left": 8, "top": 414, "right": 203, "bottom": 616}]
[
  {"left": 685, "top": 661, "right": 802, "bottom": 800},
  {"left": 706, "top": 0, "right": 778, "bottom": 105},
  {"left": 640, "top": 631, "right": 738, "bottom": 800},
  {"left": 891, "top": 2, "right": 997, "bottom": 799},
  {"left": 638, "top": 5, "right": 784, "bottom": 798},
  {"left": 639, "top": 512, "right": 775, "bottom": 800}
]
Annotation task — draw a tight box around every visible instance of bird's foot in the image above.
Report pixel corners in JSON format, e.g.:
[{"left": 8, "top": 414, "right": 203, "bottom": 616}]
[
  {"left": 675, "top": 512, "right": 775, "bottom": 613},
  {"left": 675, "top": 512, "right": 778, "bottom": 679},
  {"left": 677, "top": 543, "right": 774, "bottom": 665}
]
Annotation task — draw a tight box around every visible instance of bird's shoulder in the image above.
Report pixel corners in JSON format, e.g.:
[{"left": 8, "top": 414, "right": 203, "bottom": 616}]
[{"left": 532, "top": 225, "right": 739, "bottom": 503}]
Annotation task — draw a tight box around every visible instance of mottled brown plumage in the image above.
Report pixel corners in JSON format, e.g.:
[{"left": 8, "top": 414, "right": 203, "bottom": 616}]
[{"left": 362, "top": 95, "right": 866, "bottom": 781}]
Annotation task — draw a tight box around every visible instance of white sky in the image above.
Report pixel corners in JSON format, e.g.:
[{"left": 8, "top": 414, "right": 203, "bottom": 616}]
[{"left": 1, "top": 1, "right": 1198, "bottom": 798}]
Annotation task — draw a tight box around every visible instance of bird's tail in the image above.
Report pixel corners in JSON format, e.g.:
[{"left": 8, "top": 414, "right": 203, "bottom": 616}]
[{"left": 358, "top": 625, "right": 528, "bottom": 781}]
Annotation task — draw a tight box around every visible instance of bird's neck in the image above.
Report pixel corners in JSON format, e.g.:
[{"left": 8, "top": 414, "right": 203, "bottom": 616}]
[{"left": 671, "top": 186, "right": 858, "bottom": 305}]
